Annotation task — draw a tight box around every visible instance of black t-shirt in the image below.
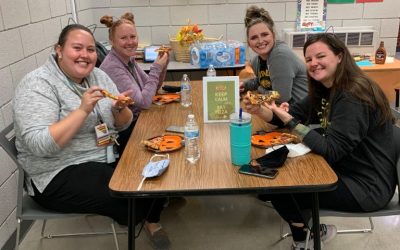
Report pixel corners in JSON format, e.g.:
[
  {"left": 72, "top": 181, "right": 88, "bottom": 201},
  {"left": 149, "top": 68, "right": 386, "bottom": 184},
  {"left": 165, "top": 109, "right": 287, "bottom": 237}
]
[{"left": 258, "top": 58, "right": 272, "bottom": 90}]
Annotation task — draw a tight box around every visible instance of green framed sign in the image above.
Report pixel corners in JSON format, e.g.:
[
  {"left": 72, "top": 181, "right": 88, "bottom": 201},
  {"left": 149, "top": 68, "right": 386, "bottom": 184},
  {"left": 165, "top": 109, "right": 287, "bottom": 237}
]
[{"left": 202, "top": 76, "right": 239, "bottom": 123}]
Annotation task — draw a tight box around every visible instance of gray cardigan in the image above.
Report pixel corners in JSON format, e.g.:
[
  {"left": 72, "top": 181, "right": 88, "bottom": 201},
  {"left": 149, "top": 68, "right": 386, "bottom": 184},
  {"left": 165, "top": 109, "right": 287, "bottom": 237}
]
[
  {"left": 244, "top": 41, "right": 308, "bottom": 103},
  {"left": 13, "top": 54, "right": 126, "bottom": 195}
]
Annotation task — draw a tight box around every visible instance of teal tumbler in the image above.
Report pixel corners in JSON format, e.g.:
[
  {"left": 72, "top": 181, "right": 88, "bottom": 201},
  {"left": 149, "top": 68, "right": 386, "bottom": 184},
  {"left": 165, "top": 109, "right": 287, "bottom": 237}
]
[{"left": 229, "top": 112, "right": 252, "bottom": 166}]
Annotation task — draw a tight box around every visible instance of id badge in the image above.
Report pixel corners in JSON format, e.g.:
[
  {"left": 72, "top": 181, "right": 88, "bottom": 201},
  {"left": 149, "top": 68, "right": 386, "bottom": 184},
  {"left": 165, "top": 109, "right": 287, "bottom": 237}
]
[{"left": 95, "top": 123, "right": 113, "bottom": 147}]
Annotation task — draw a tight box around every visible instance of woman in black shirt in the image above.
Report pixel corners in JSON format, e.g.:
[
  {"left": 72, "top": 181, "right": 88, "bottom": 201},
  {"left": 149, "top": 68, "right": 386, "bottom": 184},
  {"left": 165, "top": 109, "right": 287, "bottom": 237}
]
[{"left": 243, "top": 33, "right": 396, "bottom": 250}]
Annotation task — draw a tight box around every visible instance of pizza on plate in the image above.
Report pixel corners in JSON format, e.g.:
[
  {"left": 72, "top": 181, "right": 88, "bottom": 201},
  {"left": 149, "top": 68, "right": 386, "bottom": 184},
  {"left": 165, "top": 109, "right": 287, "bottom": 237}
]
[
  {"left": 141, "top": 135, "right": 183, "bottom": 152},
  {"left": 251, "top": 131, "right": 299, "bottom": 148}
]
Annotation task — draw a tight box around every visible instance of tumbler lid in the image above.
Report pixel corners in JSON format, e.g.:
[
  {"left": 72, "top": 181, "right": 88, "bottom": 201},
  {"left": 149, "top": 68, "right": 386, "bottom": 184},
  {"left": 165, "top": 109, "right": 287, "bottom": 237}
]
[{"left": 230, "top": 112, "right": 251, "bottom": 124}]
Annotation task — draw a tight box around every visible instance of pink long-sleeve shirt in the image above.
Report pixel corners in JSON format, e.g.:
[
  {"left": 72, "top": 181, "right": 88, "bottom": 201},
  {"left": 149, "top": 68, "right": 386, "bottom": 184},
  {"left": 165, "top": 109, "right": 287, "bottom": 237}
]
[{"left": 100, "top": 48, "right": 167, "bottom": 121}]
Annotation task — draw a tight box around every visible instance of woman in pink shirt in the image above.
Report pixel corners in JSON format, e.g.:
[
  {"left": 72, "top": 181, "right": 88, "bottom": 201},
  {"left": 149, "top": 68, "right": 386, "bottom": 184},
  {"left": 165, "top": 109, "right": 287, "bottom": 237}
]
[{"left": 100, "top": 12, "right": 169, "bottom": 153}]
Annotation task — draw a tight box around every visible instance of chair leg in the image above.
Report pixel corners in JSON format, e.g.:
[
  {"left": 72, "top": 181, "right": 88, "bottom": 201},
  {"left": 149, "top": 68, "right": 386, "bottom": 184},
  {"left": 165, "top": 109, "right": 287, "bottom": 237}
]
[
  {"left": 15, "top": 219, "right": 21, "bottom": 250},
  {"left": 111, "top": 221, "right": 120, "bottom": 250},
  {"left": 41, "top": 220, "right": 50, "bottom": 238},
  {"left": 336, "top": 217, "right": 374, "bottom": 234},
  {"left": 40, "top": 217, "right": 127, "bottom": 239},
  {"left": 304, "top": 229, "right": 311, "bottom": 250},
  {"left": 280, "top": 216, "right": 375, "bottom": 239}
]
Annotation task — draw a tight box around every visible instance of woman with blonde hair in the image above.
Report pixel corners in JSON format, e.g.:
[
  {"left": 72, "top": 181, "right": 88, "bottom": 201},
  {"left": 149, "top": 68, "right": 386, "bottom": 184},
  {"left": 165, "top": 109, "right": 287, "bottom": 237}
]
[{"left": 241, "top": 5, "right": 308, "bottom": 104}]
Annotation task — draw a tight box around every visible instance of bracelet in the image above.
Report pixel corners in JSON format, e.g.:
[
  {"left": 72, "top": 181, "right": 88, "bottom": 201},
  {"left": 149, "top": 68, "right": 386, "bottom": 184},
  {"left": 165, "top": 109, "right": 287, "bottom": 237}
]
[{"left": 285, "top": 118, "right": 300, "bottom": 131}]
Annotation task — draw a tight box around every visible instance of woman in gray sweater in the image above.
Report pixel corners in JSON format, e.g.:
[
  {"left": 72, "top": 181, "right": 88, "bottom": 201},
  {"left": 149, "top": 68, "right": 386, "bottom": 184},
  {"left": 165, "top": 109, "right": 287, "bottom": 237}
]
[
  {"left": 13, "top": 24, "right": 170, "bottom": 249},
  {"left": 241, "top": 5, "right": 308, "bottom": 104}
]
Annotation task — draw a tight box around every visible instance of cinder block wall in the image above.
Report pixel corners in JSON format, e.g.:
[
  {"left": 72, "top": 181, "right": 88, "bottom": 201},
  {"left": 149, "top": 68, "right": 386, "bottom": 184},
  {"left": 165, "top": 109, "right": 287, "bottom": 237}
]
[
  {"left": 0, "top": 0, "right": 399, "bottom": 248},
  {"left": 82, "top": 0, "right": 400, "bottom": 57},
  {"left": 0, "top": 0, "right": 72, "bottom": 248}
]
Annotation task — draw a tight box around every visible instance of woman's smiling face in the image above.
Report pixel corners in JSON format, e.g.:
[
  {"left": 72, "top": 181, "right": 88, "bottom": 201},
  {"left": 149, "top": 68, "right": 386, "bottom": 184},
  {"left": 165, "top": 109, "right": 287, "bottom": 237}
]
[
  {"left": 111, "top": 22, "right": 138, "bottom": 63},
  {"left": 56, "top": 29, "right": 97, "bottom": 83},
  {"left": 304, "top": 41, "right": 342, "bottom": 88},
  {"left": 247, "top": 22, "right": 275, "bottom": 60}
]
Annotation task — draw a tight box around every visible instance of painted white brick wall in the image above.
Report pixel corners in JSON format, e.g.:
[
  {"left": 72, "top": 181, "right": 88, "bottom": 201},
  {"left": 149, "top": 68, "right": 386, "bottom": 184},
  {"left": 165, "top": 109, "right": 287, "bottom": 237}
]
[
  {"left": 1, "top": 0, "right": 30, "bottom": 29},
  {"left": 50, "top": 0, "right": 68, "bottom": 17},
  {"left": 0, "top": 68, "right": 13, "bottom": 107},
  {"left": 0, "top": 0, "right": 399, "bottom": 249},
  {"left": 0, "top": 29, "right": 24, "bottom": 69},
  {"left": 150, "top": 0, "right": 188, "bottom": 6},
  {"left": 28, "top": 0, "right": 52, "bottom": 22},
  {"left": 0, "top": 0, "right": 70, "bottom": 248},
  {"left": 170, "top": 5, "right": 208, "bottom": 24},
  {"left": 327, "top": 3, "right": 363, "bottom": 20}
]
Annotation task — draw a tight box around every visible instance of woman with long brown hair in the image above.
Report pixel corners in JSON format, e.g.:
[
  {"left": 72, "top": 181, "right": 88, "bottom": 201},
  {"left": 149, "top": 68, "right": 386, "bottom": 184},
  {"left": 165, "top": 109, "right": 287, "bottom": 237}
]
[{"left": 243, "top": 33, "right": 396, "bottom": 249}]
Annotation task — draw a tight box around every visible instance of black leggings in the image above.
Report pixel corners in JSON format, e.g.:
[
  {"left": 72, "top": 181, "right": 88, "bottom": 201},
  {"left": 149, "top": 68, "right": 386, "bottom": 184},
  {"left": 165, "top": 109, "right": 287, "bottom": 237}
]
[
  {"left": 32, "top": 162, "right": 165, "bottom": 226},
  {"left": 262, "top": 178, "right": 362, "bottom": 241}
]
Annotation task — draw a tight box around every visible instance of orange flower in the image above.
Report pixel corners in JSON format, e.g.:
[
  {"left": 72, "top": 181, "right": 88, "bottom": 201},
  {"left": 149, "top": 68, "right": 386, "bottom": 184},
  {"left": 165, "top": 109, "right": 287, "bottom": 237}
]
[{"left": 176, "top": 21, "right": 204, "bottom": 45}]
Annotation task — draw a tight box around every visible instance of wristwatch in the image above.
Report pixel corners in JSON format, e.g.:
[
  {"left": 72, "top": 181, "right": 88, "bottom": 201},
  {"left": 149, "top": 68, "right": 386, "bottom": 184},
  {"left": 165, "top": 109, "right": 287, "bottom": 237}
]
[{"left": 285, "top": 118, "right": 300, "bottom": 131}]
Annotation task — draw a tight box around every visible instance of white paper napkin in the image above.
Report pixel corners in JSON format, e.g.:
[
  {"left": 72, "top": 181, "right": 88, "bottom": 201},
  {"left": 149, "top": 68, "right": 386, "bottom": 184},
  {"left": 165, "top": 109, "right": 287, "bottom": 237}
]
[{"left": 265, "top": 143, "right": 311, "bottom": 158}]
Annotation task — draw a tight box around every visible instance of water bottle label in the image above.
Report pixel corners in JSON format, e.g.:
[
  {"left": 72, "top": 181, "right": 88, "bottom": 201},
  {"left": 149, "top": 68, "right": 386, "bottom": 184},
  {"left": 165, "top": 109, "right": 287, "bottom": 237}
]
[
  {"left": 216, "top": 51, "right": 231, "bottom": 63},
  {"left": 181, "top": 84, "right": 190, "bottom": 90},
  {"left": 185, "top": 130, "right": 199, "bottom": 138}
]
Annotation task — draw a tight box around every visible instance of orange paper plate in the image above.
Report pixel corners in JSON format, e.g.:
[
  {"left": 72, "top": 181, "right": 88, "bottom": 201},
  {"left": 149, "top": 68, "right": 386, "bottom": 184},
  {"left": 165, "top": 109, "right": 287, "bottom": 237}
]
[
  {"left": 143, "top": 134, "right": 184, "bottom": 153},
  {"left": 251, "top": 131, "right": 297, "bottom": 148},
  {"left": 152, "top": 94, "right": 180, "bottom": 105}
]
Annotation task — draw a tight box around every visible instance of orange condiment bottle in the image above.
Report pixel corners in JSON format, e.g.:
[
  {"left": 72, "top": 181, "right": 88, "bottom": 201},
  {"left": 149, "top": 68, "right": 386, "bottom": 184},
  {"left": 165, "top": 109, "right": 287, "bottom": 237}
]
[{"left": 375, "top": 41, "right": 387, "bottom": 64}]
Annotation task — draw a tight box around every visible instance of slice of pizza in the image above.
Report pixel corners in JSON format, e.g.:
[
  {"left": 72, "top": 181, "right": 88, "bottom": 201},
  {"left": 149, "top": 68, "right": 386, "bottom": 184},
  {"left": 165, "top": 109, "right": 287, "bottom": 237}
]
[
  {"left": 141, "top": 136, "right": 164, "bottom": 150},
  {"left": 155, "top": 45, "right": 172, "bottom": 55},
  {"left": 269, "top": 133, "right": 299, "bottom": 146},
  {"left": 101, "top": 89, "right": 134, "bottom": 105},
  {"left": 247, "top": 91, "right": 280, "bottom": 105}
]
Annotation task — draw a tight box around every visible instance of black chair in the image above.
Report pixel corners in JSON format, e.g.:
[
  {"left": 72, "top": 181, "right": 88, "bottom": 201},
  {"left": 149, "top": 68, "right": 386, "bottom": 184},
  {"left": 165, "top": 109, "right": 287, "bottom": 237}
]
[
  {"left": 0, "top": 124, "right": 123, "bottom": 250},
  {"left": 96, "top": 41, "right": 109, "bottom": 67},
  {"left": 280, "top": 125, "right": 400, "bottom": 239}
]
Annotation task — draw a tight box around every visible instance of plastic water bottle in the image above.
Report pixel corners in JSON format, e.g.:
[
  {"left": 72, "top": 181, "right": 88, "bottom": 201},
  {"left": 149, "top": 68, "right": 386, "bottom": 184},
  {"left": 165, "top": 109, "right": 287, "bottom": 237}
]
[
  {"left": 180, "top": 74, "right": 192, "bottom": 107},
  {"left": 184, "top": 114, "right": 200, "bottom": 164},
  {"left": 207, "top": 64, "right": 216, "bottom": 77}
]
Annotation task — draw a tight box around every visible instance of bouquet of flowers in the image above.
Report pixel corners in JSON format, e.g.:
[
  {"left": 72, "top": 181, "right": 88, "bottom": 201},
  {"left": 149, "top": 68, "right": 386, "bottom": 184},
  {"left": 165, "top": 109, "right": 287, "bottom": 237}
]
[{"left": 175, "top": 20, "right": 204, "bottom": 45}]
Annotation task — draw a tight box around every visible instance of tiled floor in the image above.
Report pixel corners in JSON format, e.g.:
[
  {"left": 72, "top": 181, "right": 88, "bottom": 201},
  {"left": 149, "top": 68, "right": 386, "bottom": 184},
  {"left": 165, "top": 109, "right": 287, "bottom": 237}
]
[{"left": 18, "top": 194, "right": 400, "bottom": 250}]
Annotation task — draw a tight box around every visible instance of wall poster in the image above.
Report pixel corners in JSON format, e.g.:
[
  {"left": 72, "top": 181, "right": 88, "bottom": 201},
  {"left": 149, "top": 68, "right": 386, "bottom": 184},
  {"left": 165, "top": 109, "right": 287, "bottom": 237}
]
[
  {"left": 296, "top": 0, "right": 327, "bottom": 31},
  {"left": 202, "top": 76, "right": 239, "bottom": 123}
]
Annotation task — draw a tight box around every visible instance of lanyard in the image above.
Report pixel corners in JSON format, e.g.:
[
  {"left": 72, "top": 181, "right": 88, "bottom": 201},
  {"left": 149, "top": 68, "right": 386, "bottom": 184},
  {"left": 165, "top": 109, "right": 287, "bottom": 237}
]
[
  {"left": 63, "top": 77, "right": 105, "bottom": 124},
  {"left": 127, "top": 61, "right": 143, "bottom": 91}
]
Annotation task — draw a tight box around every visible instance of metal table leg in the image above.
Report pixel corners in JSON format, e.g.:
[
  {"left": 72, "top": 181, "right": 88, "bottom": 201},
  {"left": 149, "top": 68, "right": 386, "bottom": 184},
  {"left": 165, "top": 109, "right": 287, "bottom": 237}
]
[
  {"left": 311, "top": 193, "right": 321, "bottom": 250},
  {"left": 128, "top": 198, "right": 135, "bottom": 250}
]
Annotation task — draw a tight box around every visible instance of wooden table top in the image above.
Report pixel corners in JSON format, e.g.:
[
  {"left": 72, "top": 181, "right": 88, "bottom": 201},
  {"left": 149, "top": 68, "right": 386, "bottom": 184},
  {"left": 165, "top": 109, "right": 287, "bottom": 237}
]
[
  {"left": 360, "top": 58, "right": 400, "bottom": 72},
  {"left": 109, "top": 81, "right": 338, "bottom": 197}
]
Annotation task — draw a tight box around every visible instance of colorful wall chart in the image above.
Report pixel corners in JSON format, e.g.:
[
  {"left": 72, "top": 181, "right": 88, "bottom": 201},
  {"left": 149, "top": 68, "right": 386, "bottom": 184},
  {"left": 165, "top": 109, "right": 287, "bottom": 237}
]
[{"left": 296, "top": 0, "right": 327, "bottom": 31}]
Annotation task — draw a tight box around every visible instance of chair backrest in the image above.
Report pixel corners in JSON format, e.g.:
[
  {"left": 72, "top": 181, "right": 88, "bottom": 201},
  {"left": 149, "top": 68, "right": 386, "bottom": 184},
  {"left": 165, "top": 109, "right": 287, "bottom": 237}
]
[
  {"left": 0, "top": 123, "right": 24, "bottom": 217},
  {"left": 0, "top": 123, "right": 17, "bottom": 163},
  {"left": 96, "top": 41, "right": 109, "bottom": 67}
]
